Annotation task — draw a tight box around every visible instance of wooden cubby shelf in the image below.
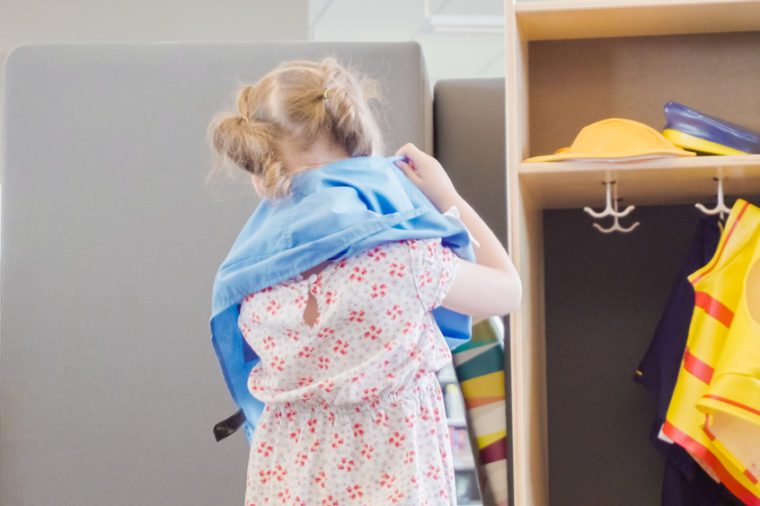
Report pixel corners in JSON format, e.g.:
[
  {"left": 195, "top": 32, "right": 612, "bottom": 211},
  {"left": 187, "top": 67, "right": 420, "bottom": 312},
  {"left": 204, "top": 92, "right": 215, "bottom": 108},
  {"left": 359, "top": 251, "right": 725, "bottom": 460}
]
[{"left": 504, "top": 1, "right": 760, "bottom": 505}]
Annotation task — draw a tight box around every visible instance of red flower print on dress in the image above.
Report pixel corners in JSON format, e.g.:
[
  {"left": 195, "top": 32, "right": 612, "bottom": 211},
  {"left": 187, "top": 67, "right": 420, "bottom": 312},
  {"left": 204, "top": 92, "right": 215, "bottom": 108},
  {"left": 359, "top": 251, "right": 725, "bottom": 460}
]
[
  {"left": 348, "top": 309, "right": 365, "bottom": 322},
  {"left": 361, "top": 386, "right": 378, "bottom": 401},
  {"left": 388, "top": 262, "right": 406, "bottom": 277},
  {"left": 333, "top": 339, "right": 349, "bottom": 355},
  {"left": 320, "top": 496, "right": 338, "bottom": 506},
  {"left": 367, "top": 246, "right": 387, "bottom": 262},
  {"left": 272, "top": 464, "right": 287, "bottom": 481},
  {"left": 374, "top": 410, "right": 390, "bottom": 427},
  {"left": 293, "top": 294, "right": 307, "bottom": 309},
  {"left": 261, "top": 335, "right": 276, "bottom": 350},
  {"left": 239, "top": 240, "right": 460, "bottom": 503},
  {"left": 346, "top": 484, "right": 364, "bottom": 499},
  {"left": 370, "top": 283, "right": 387, "bottom": 298},
  {"left": 386, "top": 304, "right": 403, "bottom": 320},
  {"left": 317, "top": 327, "right": 335, "bottom": 339},
  {"left": 388, "top": 488, "right": 406, "bottom": 504},
  {"left": 360, "top": 443, "right": 375, "bottom": 459},
  {"left": 285, "top": 327, "right": 301, "bottom": 341},
  {"left": 276, "top": 488, "right": 292, "bottom": 502},
  {"left": 256, "top": 441, "right": 273, "bottom": 457},
  {"left": 388, "top": 431, "right": 406, "bottom": 447},
  {"left": 350, "top": 371, "right": 368, "bottom": 383},
  {"left": 349, "top": 266, "right": 367, "bottom": 281},
  {"left": 269, "top": 356, "right": 285, "bottom": 372},
  {"left": 309, "top": 273, "right": 323, "bottom": 295},
  {"left": 379, "top": 472, "right": 396, "bottom": 488},
  {"left": 265, "top": 299, "right": 281, "bottom": 315},
  {"left": 258, "top": 468, "right": 271, "bottom": 484},
  {"left": 331, "top": 432, "right": 345, "bottom": 449},
  {"left": 363, "top": 324, "right": 383, "bottom": 341},
  {"left": 426, "top": 464, "right": 441, "bottom": 481},
  {"left": 337, "top": 456, "right": 355, "bottom": 471},
  {"left": 417, "top": 270, "right": 433, "bottom": 288},
  {"left": 297, "top": 345, "right": 314, "bottom": 358}
]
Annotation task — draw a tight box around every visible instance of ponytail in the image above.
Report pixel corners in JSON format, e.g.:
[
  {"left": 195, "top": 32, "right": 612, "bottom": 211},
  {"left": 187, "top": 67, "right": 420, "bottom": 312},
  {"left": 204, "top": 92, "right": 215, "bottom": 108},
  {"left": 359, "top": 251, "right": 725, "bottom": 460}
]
[{"left": 207, "top": 57, "right": 385, "bottom": 199}]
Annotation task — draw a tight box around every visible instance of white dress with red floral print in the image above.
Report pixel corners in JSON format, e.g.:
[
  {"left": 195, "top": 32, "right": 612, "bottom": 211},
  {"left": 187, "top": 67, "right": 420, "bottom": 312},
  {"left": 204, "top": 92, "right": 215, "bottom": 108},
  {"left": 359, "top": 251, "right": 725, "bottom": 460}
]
[{"left": 237, "top": 238, "right": 461, "bottom": 506}]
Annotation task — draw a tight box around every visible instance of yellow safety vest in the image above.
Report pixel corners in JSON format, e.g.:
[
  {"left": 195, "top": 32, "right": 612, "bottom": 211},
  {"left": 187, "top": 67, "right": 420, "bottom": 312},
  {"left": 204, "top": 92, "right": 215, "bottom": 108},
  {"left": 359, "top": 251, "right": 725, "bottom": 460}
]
[{"left": 663, "top": 198, "right": 760, "bottom": 506}]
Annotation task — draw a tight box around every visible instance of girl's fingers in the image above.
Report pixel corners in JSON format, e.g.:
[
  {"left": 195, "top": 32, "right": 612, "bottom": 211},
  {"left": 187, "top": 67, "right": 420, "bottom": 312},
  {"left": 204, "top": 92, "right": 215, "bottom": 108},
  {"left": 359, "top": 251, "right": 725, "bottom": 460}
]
[{"left": 394, "top": 160, "right": 421, "bottom": 182}]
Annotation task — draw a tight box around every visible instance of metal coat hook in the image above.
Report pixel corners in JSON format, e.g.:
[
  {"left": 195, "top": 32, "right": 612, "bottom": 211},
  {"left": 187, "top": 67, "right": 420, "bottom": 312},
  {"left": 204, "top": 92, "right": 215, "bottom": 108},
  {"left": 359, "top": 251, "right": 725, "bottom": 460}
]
[
  {"left": 695, "top": 176, "right": 731, "bottom": 220},
  {"left": 584, "top": 180, "right": 635, "bottom": 219},
  {"left": 592, "top": 197, "right": 641, "bottom": 234},
  {"left": 584, "top": 180, "right": 640, "bottom": 234}
]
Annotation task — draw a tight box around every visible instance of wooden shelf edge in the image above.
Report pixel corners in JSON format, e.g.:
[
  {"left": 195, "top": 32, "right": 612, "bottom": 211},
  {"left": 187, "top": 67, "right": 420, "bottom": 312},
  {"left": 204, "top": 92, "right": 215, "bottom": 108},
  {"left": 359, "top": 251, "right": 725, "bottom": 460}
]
[
  {"left": 517, "top": 155, "right": 760, "bottom": 209},
  {"left": 515, "top": 0, "right": 760, "bottom": 40}
]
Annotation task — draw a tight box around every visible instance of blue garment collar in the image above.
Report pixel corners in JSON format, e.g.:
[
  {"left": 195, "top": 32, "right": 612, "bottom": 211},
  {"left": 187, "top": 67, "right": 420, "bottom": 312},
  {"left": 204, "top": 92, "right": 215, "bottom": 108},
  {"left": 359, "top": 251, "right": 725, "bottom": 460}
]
[{"left": 210, "top": 155, "right": 475, "bottom": 445}]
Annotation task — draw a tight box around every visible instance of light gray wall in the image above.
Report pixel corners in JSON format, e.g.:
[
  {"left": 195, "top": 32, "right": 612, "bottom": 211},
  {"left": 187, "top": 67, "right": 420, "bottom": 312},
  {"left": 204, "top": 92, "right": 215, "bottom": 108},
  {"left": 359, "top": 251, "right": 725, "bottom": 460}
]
[
  {"left": 1, "top": 41, "right": 431, "bottom": 506},
  {"left": 0, "top": 0, "right": 309, "bottom": 171}
]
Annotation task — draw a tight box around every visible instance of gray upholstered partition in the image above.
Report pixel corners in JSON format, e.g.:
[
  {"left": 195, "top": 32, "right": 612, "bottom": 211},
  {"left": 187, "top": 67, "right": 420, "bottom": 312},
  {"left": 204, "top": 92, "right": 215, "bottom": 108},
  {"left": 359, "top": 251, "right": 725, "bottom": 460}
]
[
  {"left": 1, "top": 41, "right": 431, "bottom": 506},
  {"left": 433, "top": 78, "right": 507, "bottom": 246},
  {"left": 433, "top": 78, "right": 511, "bottom": 506}
]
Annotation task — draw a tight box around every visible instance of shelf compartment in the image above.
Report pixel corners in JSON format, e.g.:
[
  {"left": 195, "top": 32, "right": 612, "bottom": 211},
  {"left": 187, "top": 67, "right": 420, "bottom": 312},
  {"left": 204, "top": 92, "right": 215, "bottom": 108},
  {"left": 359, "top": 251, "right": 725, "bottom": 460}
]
[
  {"left": 516, "top": 0, "right": 760, "bottom": 41},
  {"left": 518, "top": 155, "right": 760, "bottom": 208}
]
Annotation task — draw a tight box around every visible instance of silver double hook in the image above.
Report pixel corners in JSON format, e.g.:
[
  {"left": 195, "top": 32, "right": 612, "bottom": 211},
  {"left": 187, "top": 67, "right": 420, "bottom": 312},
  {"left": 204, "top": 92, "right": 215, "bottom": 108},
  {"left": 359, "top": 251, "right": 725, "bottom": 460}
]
[
  {"left": 695, "top": 176, "right": 731, "bottom": 220},
  {"left": 583, "top": 180, "right": 640, "bottom": 234}
]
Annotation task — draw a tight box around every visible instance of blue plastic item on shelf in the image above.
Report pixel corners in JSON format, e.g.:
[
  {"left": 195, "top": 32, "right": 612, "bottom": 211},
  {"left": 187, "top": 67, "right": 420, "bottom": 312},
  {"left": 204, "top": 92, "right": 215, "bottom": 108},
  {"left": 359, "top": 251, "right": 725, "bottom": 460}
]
[{"left": 662, "top": 101, "right": 760, "bottom": 155}]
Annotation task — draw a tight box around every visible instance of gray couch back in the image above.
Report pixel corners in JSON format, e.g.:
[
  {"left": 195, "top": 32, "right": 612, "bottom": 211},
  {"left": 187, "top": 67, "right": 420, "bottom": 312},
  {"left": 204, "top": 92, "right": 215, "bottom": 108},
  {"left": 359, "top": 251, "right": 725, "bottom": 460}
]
[{"left": 1, "top": 41, "right": 431, "bottom": 506}]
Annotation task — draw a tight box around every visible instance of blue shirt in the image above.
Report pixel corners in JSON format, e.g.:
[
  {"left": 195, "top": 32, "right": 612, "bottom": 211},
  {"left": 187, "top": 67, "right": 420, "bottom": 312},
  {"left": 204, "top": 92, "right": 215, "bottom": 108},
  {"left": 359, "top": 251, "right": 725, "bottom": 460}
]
[{"left": 210, "top": 155, "right": 476, "bottom": 445}]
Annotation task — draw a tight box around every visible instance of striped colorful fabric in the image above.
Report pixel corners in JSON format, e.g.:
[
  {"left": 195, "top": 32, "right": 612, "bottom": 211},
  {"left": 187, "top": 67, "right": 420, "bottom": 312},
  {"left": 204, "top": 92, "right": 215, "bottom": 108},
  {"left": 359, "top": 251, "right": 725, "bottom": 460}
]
[
  {"left": 452, "top": 316, "right": 509, "bottom": 506},
  {"left": 664, "top": 198, "right": 760, "bottom": 505}
]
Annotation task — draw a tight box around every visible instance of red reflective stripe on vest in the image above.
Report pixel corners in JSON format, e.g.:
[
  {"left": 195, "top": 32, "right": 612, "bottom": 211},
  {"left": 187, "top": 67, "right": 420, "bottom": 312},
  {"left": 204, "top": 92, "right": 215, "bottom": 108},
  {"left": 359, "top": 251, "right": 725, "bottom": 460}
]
[
  {"left": 683, "top": 347, "right": 715, "bottom": 385},
  {"left": 703, "top": 394, "right": 760, "bottom": 418},
  {"left": 694, "top": 291, "right": 735, "bottom": 328}
]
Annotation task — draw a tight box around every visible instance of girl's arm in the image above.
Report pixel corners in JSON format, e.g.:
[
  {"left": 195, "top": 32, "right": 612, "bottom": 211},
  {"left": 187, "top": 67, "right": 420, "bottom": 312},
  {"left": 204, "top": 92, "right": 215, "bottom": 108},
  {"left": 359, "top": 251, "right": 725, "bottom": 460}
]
[{"left": 394, "top": 143, "right": 522, "bottom": 320}]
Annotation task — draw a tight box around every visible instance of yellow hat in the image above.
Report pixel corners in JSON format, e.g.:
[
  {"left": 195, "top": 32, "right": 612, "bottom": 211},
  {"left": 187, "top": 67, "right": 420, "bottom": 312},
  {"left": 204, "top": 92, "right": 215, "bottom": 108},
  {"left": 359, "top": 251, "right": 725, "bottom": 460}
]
[{"left": 523, "top": 118, "right": 696, "bottom": 163}]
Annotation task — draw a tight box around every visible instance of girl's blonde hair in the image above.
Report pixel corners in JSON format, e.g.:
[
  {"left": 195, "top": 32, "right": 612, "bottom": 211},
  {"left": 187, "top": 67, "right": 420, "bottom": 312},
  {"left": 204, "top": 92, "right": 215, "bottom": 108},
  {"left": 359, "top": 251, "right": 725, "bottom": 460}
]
[{"left": 206, "top": 57, "right": 385, "bottom": 199}]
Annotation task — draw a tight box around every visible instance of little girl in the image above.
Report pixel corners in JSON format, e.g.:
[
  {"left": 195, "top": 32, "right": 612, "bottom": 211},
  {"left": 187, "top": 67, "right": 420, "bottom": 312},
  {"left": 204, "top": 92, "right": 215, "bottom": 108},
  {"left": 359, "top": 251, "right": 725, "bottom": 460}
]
[{"left": 207, "top": 57, "right": 521, "bottom": 505}]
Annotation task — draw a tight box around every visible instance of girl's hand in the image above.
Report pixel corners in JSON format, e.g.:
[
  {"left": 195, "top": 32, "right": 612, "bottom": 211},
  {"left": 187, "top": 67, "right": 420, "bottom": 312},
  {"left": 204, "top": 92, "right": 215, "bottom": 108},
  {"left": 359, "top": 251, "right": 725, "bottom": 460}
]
[{"left": 394, "top": 143, "right": 461, "bottom": 212}]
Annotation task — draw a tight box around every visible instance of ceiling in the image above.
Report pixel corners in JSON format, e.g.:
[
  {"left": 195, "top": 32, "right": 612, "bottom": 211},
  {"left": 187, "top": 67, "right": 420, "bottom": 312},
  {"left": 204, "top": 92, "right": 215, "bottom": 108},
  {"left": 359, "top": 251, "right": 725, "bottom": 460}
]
[{"left": 308, "top": 0, "right": 504, "bottom": 82}]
